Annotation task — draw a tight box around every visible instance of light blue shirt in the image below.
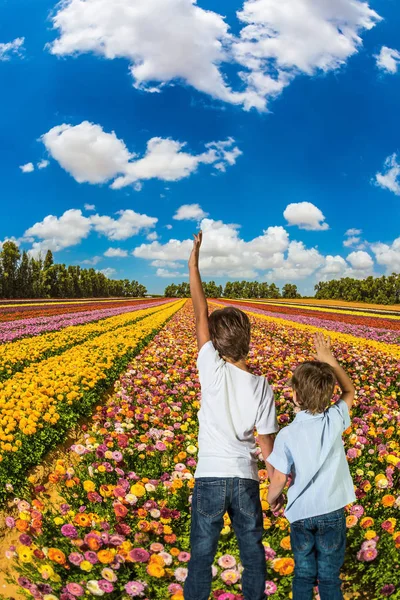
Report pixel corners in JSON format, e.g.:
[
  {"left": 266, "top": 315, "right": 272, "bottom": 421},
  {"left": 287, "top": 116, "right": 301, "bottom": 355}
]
[{"left": 268, "top": 400, "right": 356, "bottom": 523}]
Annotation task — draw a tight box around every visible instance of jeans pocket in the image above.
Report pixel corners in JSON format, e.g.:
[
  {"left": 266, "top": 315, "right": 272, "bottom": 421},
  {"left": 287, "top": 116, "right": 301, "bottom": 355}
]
[
  {"left": 196, "top": 479, "right": 226, "bottom": 518},
  {"left": 239, "top": 479, "right": 261, "bottom": 517},
  {"left": 318, "top": 515, "right": 345, "bottom": 551},
  {"left": 290, "top": 521, "right": 311, "bottom": 553}
]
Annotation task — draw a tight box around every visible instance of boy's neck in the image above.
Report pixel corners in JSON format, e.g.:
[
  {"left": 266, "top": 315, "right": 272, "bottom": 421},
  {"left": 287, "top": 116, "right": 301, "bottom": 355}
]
[{"left": 223, "top": 357, "right": 250, "bottom": 373}]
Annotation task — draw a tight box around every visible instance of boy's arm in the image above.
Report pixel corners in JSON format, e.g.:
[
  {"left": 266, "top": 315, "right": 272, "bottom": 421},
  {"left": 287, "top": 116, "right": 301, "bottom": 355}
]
[
  {"left": 314, "top": 332, "right": 355, "bottom": 410},
  {"left": 267, "top": 468, "right": 288, "bottom": 507},
  {"left": 258, "top": 434, "right": 275, "bottom": 480},
  {"left": 188, "top": 231, "right": 210, "bottom": 350}
]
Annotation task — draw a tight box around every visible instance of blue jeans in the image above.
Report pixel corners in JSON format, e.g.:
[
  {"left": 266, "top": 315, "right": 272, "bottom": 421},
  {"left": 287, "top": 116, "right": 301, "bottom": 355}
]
[
  {"left": 184, "top": 477, "right": 266, "bottom": 600},
  {"left": 290, "top": 508, "right": 346, "bottom": 600}
]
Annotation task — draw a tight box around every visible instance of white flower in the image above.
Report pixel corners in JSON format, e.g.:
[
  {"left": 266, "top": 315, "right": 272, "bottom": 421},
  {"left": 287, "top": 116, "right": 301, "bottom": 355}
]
[{"left": 87, "top": 580, "right": 105, "bottom": 596}]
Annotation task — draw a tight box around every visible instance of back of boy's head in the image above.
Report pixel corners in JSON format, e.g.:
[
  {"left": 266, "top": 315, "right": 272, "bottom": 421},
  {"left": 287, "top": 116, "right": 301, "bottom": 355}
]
[
  {"left": 208, "top": 307, "right": 251, "bottom": 362},
  {"left": 291, "top": 361, "right": 336, "bottom": 415}
]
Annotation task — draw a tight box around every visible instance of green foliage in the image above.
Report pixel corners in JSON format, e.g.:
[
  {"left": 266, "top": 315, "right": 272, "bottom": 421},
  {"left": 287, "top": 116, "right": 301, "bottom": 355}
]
[
  {"left": 315, "top": 274, "right": 400, "bottom": 305},
  {"left": 0, "top": 242, "right": 147, "bottom": 299}
]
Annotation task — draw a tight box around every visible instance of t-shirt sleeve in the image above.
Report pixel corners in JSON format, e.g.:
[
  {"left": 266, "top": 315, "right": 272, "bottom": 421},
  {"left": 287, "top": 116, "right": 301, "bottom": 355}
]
[
  {"left": 196, "top": 341, "right": 224, "bottom": 390},
  {"left": 255, "top": 381, "right": 279, "bottom": 435},
  {"left": 330, "top": 400, "right": 351, "bottom": 432},
  {"left": 267, "top": 432, "right": 292, "bottom": 475}
]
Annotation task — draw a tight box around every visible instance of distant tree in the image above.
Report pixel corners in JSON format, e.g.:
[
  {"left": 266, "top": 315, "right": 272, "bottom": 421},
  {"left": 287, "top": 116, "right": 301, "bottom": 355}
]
[
  {"left": 282, "top": 284, "right": 301, "bottom": 299},
  {"left": 0, "top": 241, "right": 21, "bottom": 298}
]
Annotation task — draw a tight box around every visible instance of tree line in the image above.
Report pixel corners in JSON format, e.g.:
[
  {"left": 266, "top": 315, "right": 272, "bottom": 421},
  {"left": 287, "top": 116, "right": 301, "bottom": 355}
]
[
  {"left": 0, "top": 241, "right": 147, "bottom": 299},
  {"left": 314, "top": 274, "right": 400, "bottom": 305},
  {"left": 164, "top": 281, "right": 301, "bottom": 299}
]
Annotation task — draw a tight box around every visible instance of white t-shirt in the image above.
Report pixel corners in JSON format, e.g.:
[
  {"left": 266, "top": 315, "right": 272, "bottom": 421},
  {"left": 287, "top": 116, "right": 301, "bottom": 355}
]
[{"left": 195, "top": 341, "right": 278, "bottom": 481}]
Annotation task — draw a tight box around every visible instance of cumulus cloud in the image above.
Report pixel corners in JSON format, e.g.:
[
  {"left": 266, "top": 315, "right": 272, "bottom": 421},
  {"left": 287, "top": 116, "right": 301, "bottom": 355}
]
[
  {"left": 346, "top": 250, "right": 374, "bottom": 271},
  {"left": 20, "top": 162, "right": 35, "bottom": 173},
  {"left": 50, "top": 0, "right": 380, "bottom": 111},
  {"left": 25, "top": 209, "right": 92, "bottom": 256},
  {"left": 99, "top": 268, "right": 116, "bottom": 278},
  {"left": 90, "top": 210, "right": 157, "bottom": 241},
  {"left": 376, "top": 46, "right": 400, "bottom": 74},
  {"left": 81, "top": 256, "right": 102, "bottom": 266},
  {"left": 156, "top": 268, "right": 188, "bottom": 278},
  {"left": 319, "top": 255, "right": 348, "bottom": 277},
  {"left": 146, "top": 232, "right": 158, "bottom": 241},
  {"left": 345, "top": 228, "right": 362, "bottom": 236},
  {"left": 343, "top": 236, "right": 360, "bottom": 247},
  {"left": 41, "top": 121, "right": 241, "bottom": 189},
  {"left": 283, "top": 201, "right": 329, "bottom": 231},
  {"left": 84, "top": 204, "right": 96, "bottom": 211},
  {"left": 375, "top": 153, "right": 400, "bottom": 195},
  {"left": 134, "top": 217, "right": 291, "bottom": 278},
  {"left": 173, "top": 203, "right": 208, "bottom": 221},
  {"left": 267, "top": 240, "right": 325, "bottom": 280},
  {"left": 24, "top": 208, "right": 158, "bottom": 256},
  {"left": 104, "top": 248, "right": 128, "bottom": 258},
  {"left": 0, "top": 37, "right": 25, "bottom": 61},
  {"left": 370, "top": 238, "right": 400, "bottom": 274}
]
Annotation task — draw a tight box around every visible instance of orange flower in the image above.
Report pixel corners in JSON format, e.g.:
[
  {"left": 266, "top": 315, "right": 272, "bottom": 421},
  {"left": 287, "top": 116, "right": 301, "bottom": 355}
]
[
  {"left": 74, "top": 513, "right": 91, "bottom": 527},
  {"left": 170, "top": 548, "right": 180, "bottom": 557},
  {"left": 97, "top": 549, "right": 115, "bottom": 564},
  {"left": 360, "top": 517, "right": 374, "bottom": 529},
  {"left": 149, "top": 554, "right": 165, "bottom": 567},
  {"left": 15, "top": 519, "right": 29, "bottom": 532},
  {"left": 48, "top": 548, "right": 66, "bottom": 565},
  {"left": 147, "top": 563, "right": 165, "bottom": 578},
  {"left": 346, "top": 515, "right": 358, "bottom": 528},
  {"left": 280, "top": 536, "right": 291, "bottom": 550},
  {"left": 382, "top": 495, "right": 396, "bottom": 508},
  {"left": 273, "top": 557, "right": 294, "bottom": 576}
]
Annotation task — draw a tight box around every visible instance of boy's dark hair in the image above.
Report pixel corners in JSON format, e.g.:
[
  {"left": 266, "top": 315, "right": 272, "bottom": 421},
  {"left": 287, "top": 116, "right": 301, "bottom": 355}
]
[
  {"left": 208, "top": 307, "right": 251, "bottom": 362},
  {"left": 291, "top": 361, "right": 336, "bottom": 415}
]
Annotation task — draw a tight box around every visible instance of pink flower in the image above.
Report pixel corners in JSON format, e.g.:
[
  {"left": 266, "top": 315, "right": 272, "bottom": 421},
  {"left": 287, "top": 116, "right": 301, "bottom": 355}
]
[
  {"left": 221, "top": 569, "right": 240, "bottom": 584},
  {"left": 218, "top": 554, "right": 236, "bottom": 569},
  {"left": 178, "top": 551, "right": 191, "bottom": 562},
  {"left": 155, "top": 441, "right": 167, "bottom": 451},
  {"left": 264, "top": 547, "right": 276, "bottom": 561},
  {"left": 5, "top": 517, "right": 15, "bottom": 528},
  {"left": 168, "top": 584, "right": 183, "bottom": 594},
  {"left": 69, "top": 552, "right": 84, "bottom": 566},
  {"left": 350, "top": 505, "right": 364, "bottom": 518},
  {"left": 218, "top": 594, "right": 236, "bottom": 600},
  {"left": 125, "top": 581, "right": 146, "bottom": 596},
  {"left": 265, "top": 581, "right": 277, "bottom": 595},
  {"left": 98, "top": 580, "right": 114, "bottom": 593},
  {"left": 61, "top": 524, "right": 78, "bottom": 538},
  {"left": 347, "top": 448, "right": 358, "bottom": 459},
  {"left": 66, "top": 582, "right": 84, "bottom": 597},
  {"left": 129, "top": 548, "right": 150, "bottom": 563},
  {"left": 174, "top": 567, "right": 188, "bottom": 582}
]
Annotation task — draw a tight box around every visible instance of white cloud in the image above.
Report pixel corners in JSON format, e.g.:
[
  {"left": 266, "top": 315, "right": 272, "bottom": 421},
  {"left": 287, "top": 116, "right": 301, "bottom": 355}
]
[
  {"left": 283, "top": 201, "right": 329, "bottom": 231},
  {"left": 370, "top": 238, "right": 400, "bottom": 274},
  {"left": 345, "top": 228, "right": 362, "bottom": 236},
  {"left": 173, "top": 203, "right": 208, "bottom": 221},
  {"left": 104, "top": 248, "right": 128, "bottom": 258},
  {"left": 376, "top": 46, "right": 400, "bottom": 74},
  {"left": 267, "top": 240, "right": 324, "bottom": 280},
  {"left": 0, "top": 37, "right": 24, "bottom": 61},
  {"left": 156, "top": 268, "right": 187, "bottom": 278},
  {"left": 84, "top": 203, "right": 96, "bottom": 211},
  {"left": 81, "top": 256, "right": 102, "bottom": 266},
  {"left": 319, "top": 255, "right": 348, "bottom": 277},
  {"left": 91, "top": 209, "right": 157, "bottom": 241},
  {"left": 146, "top": 232, "right": 158, "bottom": 241},
  {"left": 99, "top": 268, "right": 116, "bottom": 278},
  {"left": 37, "top": 159, "right": 50, "bottom": 169},
  {"left": 20, "top": 162, "right": 34, "bottom": 173},
  {"left": 50, "top": 0, "right": 380, "bottom": 112},
  {"left": 25, "top": 209, "right": 92, "bottom": 256},
  {"left": 347, "top": 250, "right": 374, "bottom": 271},
  {"left": 165, "top": 224, "right": 173, "bottom": 230},
  {"left": 151, "top": 260, "right": 183, "bottom": 269},
  {"left": 343, "top": 236, "right": 360, "bottom": 247},
  {"left": 134, "top": 217, "right": 290, "bottom": 278},
  {"left": 375, "top": 153, "right": 400, "bottom": 195},
  {"left": 41, "top": 121, "right": 241, "bottom": 189}
]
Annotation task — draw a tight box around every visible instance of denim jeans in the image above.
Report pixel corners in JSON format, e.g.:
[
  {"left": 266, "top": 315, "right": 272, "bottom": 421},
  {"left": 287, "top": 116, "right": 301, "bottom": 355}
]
[
  {"left": 184, "top": 477, "right": 266, "bottom": 600},
  {"left": 290, "top": 508, "right": 346, "bottom": 600}
]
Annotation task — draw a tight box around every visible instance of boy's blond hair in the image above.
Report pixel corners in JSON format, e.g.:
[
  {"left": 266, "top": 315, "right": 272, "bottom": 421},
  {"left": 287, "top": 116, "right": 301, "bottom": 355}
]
[{"left": 291, "top": 361, "right": 336, "bottom": 415}]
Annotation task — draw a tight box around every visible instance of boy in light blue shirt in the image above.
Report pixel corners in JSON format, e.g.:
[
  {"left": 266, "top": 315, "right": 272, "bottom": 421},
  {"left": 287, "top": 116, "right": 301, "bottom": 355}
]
[{"left": 267, "top": 332, "right": 356, "bottom": 600}]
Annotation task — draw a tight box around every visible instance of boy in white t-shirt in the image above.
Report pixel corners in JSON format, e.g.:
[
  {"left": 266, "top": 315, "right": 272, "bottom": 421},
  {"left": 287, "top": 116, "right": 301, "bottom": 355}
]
[{"left": 184, "top": 231, "right": 279, "bottom": 600}]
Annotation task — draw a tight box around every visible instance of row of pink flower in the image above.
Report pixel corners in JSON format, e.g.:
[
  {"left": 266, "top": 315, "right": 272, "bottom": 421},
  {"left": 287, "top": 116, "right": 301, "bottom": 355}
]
[
  {"left": 0, "top": 300, "right": 172, "bottom": 343},
  {"left": 217, "top": 301, "right": 400, "bottom": 345}
]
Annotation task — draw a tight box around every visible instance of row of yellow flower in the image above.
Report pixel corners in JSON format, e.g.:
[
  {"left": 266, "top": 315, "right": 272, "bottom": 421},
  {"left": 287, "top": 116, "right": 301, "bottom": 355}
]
[
  {"left": 0, "top": 303, "right": 171, "bottom": 380},
  {"left": 228, "top": 298, "right": 400, "bottom": 321},
  {"left": 0, "top": 300, "right": 184, "bottom": 457}
]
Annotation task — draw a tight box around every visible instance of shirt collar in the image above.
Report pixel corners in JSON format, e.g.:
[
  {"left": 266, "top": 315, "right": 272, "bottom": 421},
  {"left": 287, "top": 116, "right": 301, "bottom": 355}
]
[{"left": 293, "top": 410, "right": 325, "bottom": 422}]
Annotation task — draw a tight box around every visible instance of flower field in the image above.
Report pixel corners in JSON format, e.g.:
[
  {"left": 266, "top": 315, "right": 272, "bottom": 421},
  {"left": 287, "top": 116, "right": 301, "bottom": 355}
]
[
  {"left": 1, "top": 299, "right": 399, "bottom": 600},
  {"left": 0, "top": 299, "right": 183, "bottom": 497}
]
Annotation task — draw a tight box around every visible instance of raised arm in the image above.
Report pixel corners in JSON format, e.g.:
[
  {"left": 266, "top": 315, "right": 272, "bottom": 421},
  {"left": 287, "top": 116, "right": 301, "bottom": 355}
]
[
  {"left": 188, "top": 231, "right": 210, "bottom": 350},
  {"left": 314, "top": 332, "right": 355, "bottom": 410}
]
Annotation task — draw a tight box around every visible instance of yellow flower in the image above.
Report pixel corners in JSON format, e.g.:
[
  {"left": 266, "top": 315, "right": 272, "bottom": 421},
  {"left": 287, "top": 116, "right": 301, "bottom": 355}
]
[
  {"left": 131, "top": 483, "right": 146, "bottom": 497},
  {"left": 80, "top": 560, "right": 93, "bottom": 572},
  {"left": 365, "top": 530, "right": 377, "bottom": 540},
  {"left": 17, "top": 545, "right": 33, "bottom": 563}
]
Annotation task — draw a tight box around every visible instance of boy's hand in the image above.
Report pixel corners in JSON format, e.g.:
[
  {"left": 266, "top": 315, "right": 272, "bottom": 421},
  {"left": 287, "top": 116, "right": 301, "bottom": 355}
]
[
  {"left": 313, "top": 332, "right": 336, "bottom": 365},
  {"left": 270, "top": 493, "right": 285, "bottom": 512},
  {"left": 188, "top": 231, "right": 202, "bottom": 269}
]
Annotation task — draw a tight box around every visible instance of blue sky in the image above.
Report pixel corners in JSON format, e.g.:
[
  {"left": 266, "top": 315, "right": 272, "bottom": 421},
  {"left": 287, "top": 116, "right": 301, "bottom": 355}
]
[{"left": 1, "top": 0, "right": 399, "bottom": 294}]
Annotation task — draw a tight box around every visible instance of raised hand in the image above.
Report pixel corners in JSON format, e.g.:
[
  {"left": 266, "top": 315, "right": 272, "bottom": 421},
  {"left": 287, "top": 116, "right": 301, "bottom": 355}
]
[
  {"left": 313, "top": 331, "right": 334, "bottom": 365},
  {"left": 188, "top": 231, "right": 203, "bottom": 268}
]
